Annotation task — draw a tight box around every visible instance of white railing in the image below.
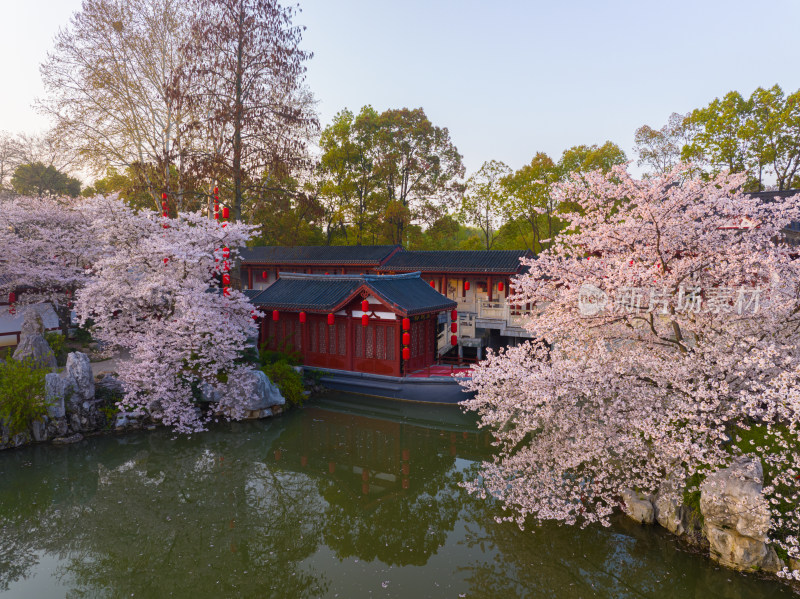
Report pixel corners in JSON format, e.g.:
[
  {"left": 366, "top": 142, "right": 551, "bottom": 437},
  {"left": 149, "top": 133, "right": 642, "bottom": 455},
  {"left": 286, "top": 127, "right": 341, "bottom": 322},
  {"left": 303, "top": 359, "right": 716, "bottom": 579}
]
[
  {"left": 478, "top": 300, "right": 534, "bottom": 328},
  {"left": 449, "top": 297, "right": 535, "bottom": 331}
]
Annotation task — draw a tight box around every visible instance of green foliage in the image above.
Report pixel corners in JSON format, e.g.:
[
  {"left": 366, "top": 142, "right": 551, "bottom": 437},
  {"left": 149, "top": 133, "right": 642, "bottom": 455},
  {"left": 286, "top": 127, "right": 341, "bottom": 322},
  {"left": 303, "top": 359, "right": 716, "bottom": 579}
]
[
  {"left": 72, "top": 322, "right": 94, "bottom": 346},
  {"left": 11, "top": 162, "right": 81, "bottom": 198},
  {"left": 0, "top": 357, "right": 50, "bottom": 436},
  {"left": 261, "top": 360, "right": 305, "bottom": 406},
  {"left": 43, "top": 332, "right": 67, "bottom": 366},
  {"left": 318, "top": 105, "right": 465, "bottom": 246},
  {"left": 259, "top": 344, "right": 302, "bottom": 367},
  {"left": 557, "top": 142, "right": 627, "bottom": 176}
]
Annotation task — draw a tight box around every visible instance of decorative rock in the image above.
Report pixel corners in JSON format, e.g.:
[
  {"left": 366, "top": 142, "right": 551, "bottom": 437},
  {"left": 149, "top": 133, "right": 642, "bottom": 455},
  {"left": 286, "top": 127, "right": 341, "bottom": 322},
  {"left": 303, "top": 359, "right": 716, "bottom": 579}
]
[
  {"left": 700, "top": 457, "right": 774, "bottom": 571},
  {"left": 620, "top": 488, "right": 655, "bottom": 524},
  {"left": 12, "top": 311, "right": 56, "bottom": 369},
  {"left": 96, "top": 372, "right": 124, "bottom": 397},
  {"left": 654, "top": 478, "right": 686, "bottom": 536},
  {"left": 44, "top": 373, "right": 68, "bottom": 418},
  {"left": 65, "top": 352, "right": 94, "bottom": 403},
  {"left": 228, "top": 369, "right": 285, "bottom": 411},
  {"left": 31, "top": 420, "right": 47, "bottom": 442},
  {"left": 52, "top": 433, "right": 84, "bottom": 445},
  {"left": 20, "top": 310, "right": 45, "bottom": 336}
]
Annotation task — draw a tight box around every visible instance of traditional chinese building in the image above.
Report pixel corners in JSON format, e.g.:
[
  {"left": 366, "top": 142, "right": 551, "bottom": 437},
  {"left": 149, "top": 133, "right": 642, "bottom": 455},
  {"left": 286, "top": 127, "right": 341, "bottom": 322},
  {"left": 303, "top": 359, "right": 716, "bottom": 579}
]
[
  {"left": 241, "top": 247, "right": 534, "bottom": 359},
  {"left": 249, "top": 272, "right": 457, "bottom": 377},
  {"left": 239, "top": 245, "right": 401, "bottom": 290}
]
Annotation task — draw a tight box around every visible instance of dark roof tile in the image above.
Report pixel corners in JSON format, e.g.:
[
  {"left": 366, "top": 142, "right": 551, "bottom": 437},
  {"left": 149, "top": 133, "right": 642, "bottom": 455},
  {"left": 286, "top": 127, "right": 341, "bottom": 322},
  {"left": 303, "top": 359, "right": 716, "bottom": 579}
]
[
  {"left": 250, "top": 272, "right": 456, "bottom": 316},
  {"left": 378, "top": 250, "right": 532, "bottom": 274},
  {"left": 240, "top": 245, "right": 400, "bottom": 265}
]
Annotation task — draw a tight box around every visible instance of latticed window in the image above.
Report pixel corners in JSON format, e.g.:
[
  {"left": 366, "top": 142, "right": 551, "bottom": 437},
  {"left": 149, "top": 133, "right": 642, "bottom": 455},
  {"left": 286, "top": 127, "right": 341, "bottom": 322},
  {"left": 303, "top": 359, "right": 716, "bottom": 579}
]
[
  {"left": 338, "top": 323, "right": 347, "bottom": 355},
  {"left": 386, "top": 327, "right": 395, "bottom": 361},
  {"left": 366, "top": 324, "right": 375, "bottom": 358},
  {"left": 318, "top": 321, "right": 327, "bottom": 354},
  {"left": 310, "top": 320, "right": 317, "bottom": 353},
  {"left": 294, "top": 322, "right": 302, "bottom": 352},
  {"left": 355, "top": 326, "right": 363, "bottom": 357},
  {"left": 328, "top": 324, "right": 336, "bottom": 354},
  {"left": 426, "top": 320, "right": 433, "bottom": 355},
  {"left": 376, "top": 326, "right": 386, "bottom": 360}
]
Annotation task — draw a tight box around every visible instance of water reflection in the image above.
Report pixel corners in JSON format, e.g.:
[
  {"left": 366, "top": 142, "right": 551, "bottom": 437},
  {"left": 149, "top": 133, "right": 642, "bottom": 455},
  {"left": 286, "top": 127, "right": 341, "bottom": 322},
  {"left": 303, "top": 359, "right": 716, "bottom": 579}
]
[{"left": 0, "top": 394, "right": 795, "bottom": 599}]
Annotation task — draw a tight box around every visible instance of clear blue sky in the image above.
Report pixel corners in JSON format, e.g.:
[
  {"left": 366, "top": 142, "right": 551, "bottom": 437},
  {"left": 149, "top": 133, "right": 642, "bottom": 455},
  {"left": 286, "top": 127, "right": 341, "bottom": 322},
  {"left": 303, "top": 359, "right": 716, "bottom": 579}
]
[{"left": 3, "top": 0, "right": 800, "bottom": 176}]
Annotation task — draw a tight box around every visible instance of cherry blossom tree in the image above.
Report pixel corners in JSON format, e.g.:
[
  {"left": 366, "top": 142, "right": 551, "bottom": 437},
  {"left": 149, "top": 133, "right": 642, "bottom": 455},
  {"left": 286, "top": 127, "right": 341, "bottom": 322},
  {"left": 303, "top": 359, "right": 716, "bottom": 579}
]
[
  {"left": 74, "top": 196, "right": 261, "bottom": 433},
  {"left": 462, "top": 164, "right": 800, "bottom": 569},
  {"left": 0, "top": 196, "right": 99, "bottom": 327}
]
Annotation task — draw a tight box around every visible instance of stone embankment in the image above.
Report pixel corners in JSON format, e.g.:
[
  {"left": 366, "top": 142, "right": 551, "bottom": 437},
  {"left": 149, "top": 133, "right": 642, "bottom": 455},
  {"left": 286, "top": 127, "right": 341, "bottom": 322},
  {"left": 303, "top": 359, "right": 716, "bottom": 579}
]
[
  {"left": 621, "top": 456, "right": 796, "bottom": 585},
  {"left": 1, "top": 312, "right": 287, "bottom": 450}
]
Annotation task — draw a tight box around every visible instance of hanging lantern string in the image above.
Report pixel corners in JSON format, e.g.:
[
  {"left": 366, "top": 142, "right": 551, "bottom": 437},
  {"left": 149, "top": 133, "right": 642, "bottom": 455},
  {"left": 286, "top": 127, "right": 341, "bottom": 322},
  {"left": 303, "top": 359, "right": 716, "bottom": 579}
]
[{"left": 162, "top": 192, "right": 170, "bottom": 265}]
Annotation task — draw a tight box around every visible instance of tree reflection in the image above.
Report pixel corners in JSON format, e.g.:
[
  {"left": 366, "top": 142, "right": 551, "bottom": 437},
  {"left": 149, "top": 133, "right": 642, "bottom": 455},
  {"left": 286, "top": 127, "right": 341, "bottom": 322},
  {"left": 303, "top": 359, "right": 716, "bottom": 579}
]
[
  {"left": 0, "top": 422, "right": 329, "bottom": 598},
  {"left": 266, "top": 404, "right": 488, "bottom": 567},
  {"left": 456, "top": 464, "right": 793, "bottom": 599}
]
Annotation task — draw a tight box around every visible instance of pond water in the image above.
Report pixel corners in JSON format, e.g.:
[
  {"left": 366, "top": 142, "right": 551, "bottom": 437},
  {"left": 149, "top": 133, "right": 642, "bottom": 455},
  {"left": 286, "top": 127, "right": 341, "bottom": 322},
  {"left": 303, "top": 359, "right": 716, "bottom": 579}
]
[{"left": 0, "top": 393, "right": 795, "bottom": 598}]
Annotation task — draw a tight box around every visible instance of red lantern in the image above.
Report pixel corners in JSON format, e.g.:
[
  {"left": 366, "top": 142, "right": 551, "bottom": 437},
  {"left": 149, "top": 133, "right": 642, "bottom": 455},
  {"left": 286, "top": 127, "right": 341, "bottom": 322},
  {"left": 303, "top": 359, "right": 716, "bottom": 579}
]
[
  {"left": 222, "top": 261, "right": 230, "bottom": 271},
  {"left": 222, "top": 207, "right": 230, "bottom": 219},
  {"left": 162, "top": 192, "right": 167, "bottom": 200},
  {"left": 251, "top": 310, "right": 257, "bottom": 321},
  {"left": 402, "top": 332, "right": 410, "bottom": 345},
  {"left": 498, "top": 281, "right": 505, "bottom": 292},
  {"left": 361, "top": 299, "right": 369, "bottom": 312},
  {"left": 327, "top": 313, "right": 335, "bottom": 325},
  {"left": 163, "top": 257, "right": 169, "bottom": 265},
  {"left": 272, "top": 310, "right": 279, "bottom": 321},
  {"left": 299, "top": 312, "right": 306, "bottom": 324},
  {"left": 430, "top": 280, "right": 435, "bottom": 288},
  {"left": 161, "top": 200, "right": 167, "bottom": 209},
  {"left": 222, "top": 273, "right": 231, "bottom": 285},
  {"left": 261, "top": 271, "right": 267, "bottom": 279},
  {"left": 402, "top": 347, "right": 411, "bottom": 360},
  {"left": 451, "top": 309, "right": 457, "bottom": 321},
  {"left": 402, "top": 318, "right": 410, "bottom": 330},
  {"left": 213, "top": 186, "right": 219, "bottom": 194},
  {"left": 451, "top": 322, "right": 457, "bottom": 333},
  {"left": 451, "top": 334, "right": 458, "bottom": 346},
  {"left": 214, "top": 212, "right": 219, "bottom": 220},
  {"left": 361, "top": 314, "right": 368, "bottom": 327},
  {"left": 223, "top": 287, "right": 230, "bottom": 296},
  {"left": 222, "top": 247, "right": 230, "bottom": 259},
  {"left": 8, "top": 292, "right": 15, "bottom": 304},
  {"left": 464, "top": 281, "right": 470, "bottom": 291},
  {"left": 162, "top": 211, "right": 168, "bottom": 217}
]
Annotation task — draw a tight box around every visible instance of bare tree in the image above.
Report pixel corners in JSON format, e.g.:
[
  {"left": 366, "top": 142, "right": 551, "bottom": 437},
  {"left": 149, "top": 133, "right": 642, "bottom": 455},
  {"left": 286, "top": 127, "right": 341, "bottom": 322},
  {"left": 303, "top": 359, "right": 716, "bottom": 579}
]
[
  {"left": 38, "top": 0, "right": 197, "bottom": 210},
  {"left": 0, "top": 132, "right": 22, "bottom": 192},
  {"left": 181, "top": 0, "right": 317, "bottom": 222}
]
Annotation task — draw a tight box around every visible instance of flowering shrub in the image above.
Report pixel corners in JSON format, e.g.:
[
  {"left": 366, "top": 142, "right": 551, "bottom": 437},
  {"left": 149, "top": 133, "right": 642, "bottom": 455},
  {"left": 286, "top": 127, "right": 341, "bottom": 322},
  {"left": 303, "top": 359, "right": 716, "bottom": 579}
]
[{"left": 462, "top": 165, "right": 800, "bottom": 567}]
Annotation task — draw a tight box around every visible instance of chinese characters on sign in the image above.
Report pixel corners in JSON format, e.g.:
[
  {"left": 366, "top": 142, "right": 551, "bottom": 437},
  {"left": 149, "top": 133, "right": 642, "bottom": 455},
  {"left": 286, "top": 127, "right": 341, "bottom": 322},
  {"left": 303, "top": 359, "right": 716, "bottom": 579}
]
[{"left": 578, "top": 284, "right": 761, "bottom": 316}]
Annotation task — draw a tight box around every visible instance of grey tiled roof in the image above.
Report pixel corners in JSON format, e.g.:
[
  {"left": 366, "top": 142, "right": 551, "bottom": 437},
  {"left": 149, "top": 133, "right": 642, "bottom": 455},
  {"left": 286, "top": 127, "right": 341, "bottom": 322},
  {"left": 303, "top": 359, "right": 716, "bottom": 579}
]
[
  {"left": 240, "top": 245, "right": 400, "bottom": 265},
  {"left": 249, "top": 272, "right": 456, "bottom": 316},
  {"left": 378, "top": 250, "right": 533, "bottom": 274},
  {"left": 746, "top": 189, "right": 800, "bottom": 240}
]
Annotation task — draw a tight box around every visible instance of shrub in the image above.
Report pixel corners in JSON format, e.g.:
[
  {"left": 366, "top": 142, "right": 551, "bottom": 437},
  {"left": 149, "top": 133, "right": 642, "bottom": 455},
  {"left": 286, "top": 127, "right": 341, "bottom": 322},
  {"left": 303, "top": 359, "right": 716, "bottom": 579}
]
[
  {"left": 261, "top": 360, "right": 305, "bottom": 406},
  {"left": 0, "top": 357, "right": 51, "bottom": 436},
  {"left": 72, "top": 321, "right": 93, "bottom": 345},
  {"left": 259, "top": 340, "right": 302, "bottom": 366},
  {"left": 43, "top": 331, "right": 67, "bottom": 366}
]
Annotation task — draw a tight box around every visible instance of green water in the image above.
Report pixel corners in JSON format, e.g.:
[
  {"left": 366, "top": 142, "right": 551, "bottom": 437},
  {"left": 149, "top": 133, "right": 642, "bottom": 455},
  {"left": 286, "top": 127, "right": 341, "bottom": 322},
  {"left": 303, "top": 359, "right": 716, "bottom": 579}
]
[{"left": 0, "top": 394, "right": 795, "bottom": 599}]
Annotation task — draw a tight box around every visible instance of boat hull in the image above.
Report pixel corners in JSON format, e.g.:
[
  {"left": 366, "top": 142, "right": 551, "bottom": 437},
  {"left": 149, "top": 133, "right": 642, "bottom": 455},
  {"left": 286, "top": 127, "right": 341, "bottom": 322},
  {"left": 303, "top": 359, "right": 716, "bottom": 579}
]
[{"left": 304, "top": 367, "right": 474, "bottom": 404}]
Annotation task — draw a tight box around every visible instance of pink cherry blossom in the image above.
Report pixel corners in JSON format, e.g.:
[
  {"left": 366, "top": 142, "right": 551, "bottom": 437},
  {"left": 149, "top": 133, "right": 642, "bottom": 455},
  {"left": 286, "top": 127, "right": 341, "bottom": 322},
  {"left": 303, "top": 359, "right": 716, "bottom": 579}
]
[{"left": 462, "top": 165, "right": 800, "bottom": 568}]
